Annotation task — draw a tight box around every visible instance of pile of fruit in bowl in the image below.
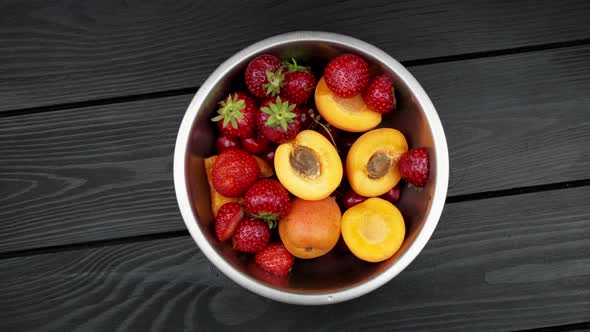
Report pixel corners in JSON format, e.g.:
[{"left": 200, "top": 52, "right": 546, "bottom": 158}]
[{"left": 204, "top": 53, "right": 430, "bottom": 277}]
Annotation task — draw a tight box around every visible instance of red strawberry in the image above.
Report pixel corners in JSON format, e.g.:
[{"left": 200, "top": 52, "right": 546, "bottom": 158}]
[
  {"left": 232, "top": 218, "right": 271, "bottom": 253},
  {"left": 324, "top": 54, "right": 370, "bottom": 98},
  {"left": 399, "top": 148, "right": 430, "bottom": 187},
  {"left": 258, "top": 96, "right": 301, "bottom": 143},
  {"left": 211, "top": 92, "right": 257, "bottom": 138},
  {"left": 255, "top": 242, "right": 294, "bottom": 276},
  {"left": 380, "top": 185, "right": 400, "bottom": 203},
  {"left": 211, "top": 148, "right": 260, "bottom": 197},
  {"left": 280, "top": 59, "right": 316, "bottom": 105},
  {"left": 245, "top": 54, "right": 283, "bottom": 98},
  {"left": 241, "top": 130, "right": 270, "bottom": 155},
  {"left": 215, "top": 202, "right": 244, "bottom": 241},
  {"left": 244, "top": 179, "right": 291, "bottom": 228},
  {"left": 363, "top": 75, "right": 396, "bottom": 114},
  {"left": 216, "top": 134, "right": 240, "bottom": 153}
]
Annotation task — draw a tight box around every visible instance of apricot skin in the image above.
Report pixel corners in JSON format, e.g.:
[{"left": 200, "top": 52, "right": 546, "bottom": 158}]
[
  {"left": 346, "top": 128, "right": 408, "bottom": 197},
  {"left": 315, "top": 77, "right": 381, "bottom": 132},
  {"left": 275, "top": 130, "right": 343, "bottom": 201},
  {"left": 279, "top": 197, "right": 342, "bottom": 259},
  {"left": 341, "top": 197, "right": 405, "bottom": 263}
]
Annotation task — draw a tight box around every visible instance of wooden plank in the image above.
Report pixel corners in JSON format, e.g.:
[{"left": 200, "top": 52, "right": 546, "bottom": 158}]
[
  {"left": 1, "top": 45, "right": 589, "bottom": 252},
  {"left": 1, "top": 187, "right": 588, "bottom": 332},
  {"left": 1, "top": 0, "right": 590, "bottom": 111},
  {"left": 410, "top": 45, "right": 590, "bottom": 194}
]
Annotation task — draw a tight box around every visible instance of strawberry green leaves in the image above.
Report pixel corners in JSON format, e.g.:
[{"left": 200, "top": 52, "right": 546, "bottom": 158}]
[{"left": 260, "top": 96, "right": 297, "bottom": 131}]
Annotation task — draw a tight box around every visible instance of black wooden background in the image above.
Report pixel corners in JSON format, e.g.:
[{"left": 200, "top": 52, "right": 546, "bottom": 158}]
[{"left": 1, "top": 0, "right": 589, "bottom": 331}]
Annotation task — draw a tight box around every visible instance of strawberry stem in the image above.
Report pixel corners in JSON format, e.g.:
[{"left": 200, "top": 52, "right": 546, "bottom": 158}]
[
  {"left": 285, "top": 58, "right": 309, "bottom": 73},
  {"left": 211, "top": 93, "right": 246, "bottom": 129},
  {"left": 260, "top": 96, "right": 297, "bottom": 131},
  {"left": 253, "top": 212, "right": 279, "bottom": 229},
  {"left": 262, "top": 67, "right": 285, "bottom": 96},
  {"left": 312, "top": 117, "right": 338, "bottom": 150}
]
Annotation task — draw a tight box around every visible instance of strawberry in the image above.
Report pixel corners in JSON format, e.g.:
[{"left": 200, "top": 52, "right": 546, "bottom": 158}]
[
  {"left": 216, "top": 134, "right": 240, "bottom": 153},
  {"left": 280, "top": 59, "right": 316, "bottom": 105},
  {"left": 244, "top": 179, "right": 291, "bottom": 228},
  {"left": 257, "top": 96, "right": 301, "bottom": 143},
  {"left": 255, "top": 242, "right": 294, "bottom": 276},
  {"left": 211, "top": 148, "right": 260, "bottom": 197},
  {"left": 211, "top": 92, "right": 257, "bottom": 138},
  {"left": 214, "top": 202, "right": 244, "bottom": 241},
  {"left": 399, "top": 148, "right": 430, "bottom": 187},
  {"left": 324, "top": 54, "right": 370, "bottom": 98},
  {"left": 245, "top": 54, "right": 283, "bottom": 98},
  {"left": 232, "top": 218, "right": 271, "bottom": 253},
  {"left": 363, "top": 75, "right": 396, "bottom": 114},
  {"left": 241, "top": 130, "right": 270, "bottom": 155}
]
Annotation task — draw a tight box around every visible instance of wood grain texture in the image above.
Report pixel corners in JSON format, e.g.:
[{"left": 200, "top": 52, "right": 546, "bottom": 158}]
[
  {"left": 1, "top": 187, "right": 589, "bottom": 332},
  {"left": 0, "top": 95, "right": 193, "bottom": 251},
  {"left": 1, "top": 0, "right": 590, "bottom": 110},
  {"left": 411, "top": 45, "right": 590, "bottom": 194},
  {"left": 2, "top": 45, "right": 590, "bottom": 252}
]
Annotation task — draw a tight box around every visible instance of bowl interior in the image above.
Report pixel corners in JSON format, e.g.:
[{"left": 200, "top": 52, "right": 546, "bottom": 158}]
[{"left": 184, "top": 40, "right": 438, "bottom": 295}]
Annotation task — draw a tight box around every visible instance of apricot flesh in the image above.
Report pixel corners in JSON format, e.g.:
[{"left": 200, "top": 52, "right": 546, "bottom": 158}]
[
  {"left": 254, "top": 156, "right": 274, "bottom": 178},
  {"left": 315, "top": 77, "right": 381, "bottom": 132},
  {"left": 279, "top": 197, "right": 342, "bottom": 259},
  {"left": 346, "top": 128, "right": 408, "bottom": 197},
  {"left": 275, "top": 130, "right": 343, "bottom": 201},
  {"left": 341, "top": 197, "right": 405, "bottom": 263}
]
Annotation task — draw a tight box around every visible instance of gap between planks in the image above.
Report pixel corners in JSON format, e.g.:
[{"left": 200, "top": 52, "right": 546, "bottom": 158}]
[
  {"left": 2, "top": 38, "right": 590, "bottom": 118},
  {"left": 0, "top": 178, "right": 589, "bottom": 261},
  {"left": 514, "top": 321, "right": 590, "bottom": 332}
]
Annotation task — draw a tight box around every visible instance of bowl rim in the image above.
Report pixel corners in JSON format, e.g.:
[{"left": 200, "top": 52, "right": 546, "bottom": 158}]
[{"left": 173, "top": 31, "right": 449, "bottom": 305}]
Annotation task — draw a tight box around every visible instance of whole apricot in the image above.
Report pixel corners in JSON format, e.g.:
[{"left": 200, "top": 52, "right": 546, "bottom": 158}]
[{"left": 278, "top": 197, "right": 342, "bottom": 259}]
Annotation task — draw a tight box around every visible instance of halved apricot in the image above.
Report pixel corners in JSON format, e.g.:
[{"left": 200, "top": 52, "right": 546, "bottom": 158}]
[
  {"left": 341, "top": 197, "right": 405, "bottom": 262},
  {"left": 275, "top": 130, "right": 343, "bottom": 200},
  {"left": 346, "top": 128, "right": 408, "bottom": 197},
  {"left": 314, "top": 76, "right": 381, "bottom": 132}
]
